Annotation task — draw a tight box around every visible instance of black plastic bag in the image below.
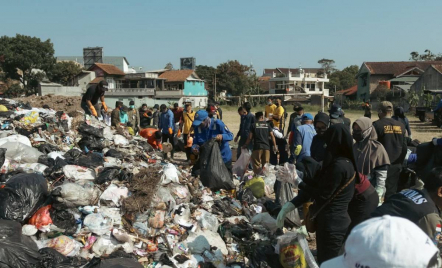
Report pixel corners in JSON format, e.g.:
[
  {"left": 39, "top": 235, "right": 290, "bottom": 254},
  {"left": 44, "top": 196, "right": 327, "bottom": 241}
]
[
  {"left": 64, "top": 149, "right": 84, "bottom": 165},
  {"left": 39, "top": 247, "right": 87, "bottom": 268},
  {"left": 0, "top": 170, "right": 23, "bottom": 184},
  {"left": 0, "top": 173, "right": 49, "bottom": 223},
  {"left": 0, "top": 148, "right": 6, "bottom": 168},
  {"left": 76, "top": 153, "right": 104, "bottom": 168},
  {"left": 249, "top": 243, "right": 284, "bottom": 268},
  {"left": 0, "top": 219, "right": 41, "bottom": 268},
  {"left": 105, "top": 149, "right": 123, "bottom": 158},
  {"left": 78, "top": 136, "right": 104, "bottom": 152},
  {"left": 96, "top": 167, "right": 133, "bottom": 184},
  {"left": 84, "top": 257, "right": 143, "bottom": 268},
  {"left": 78, "top": 123, "right": 104, "bottom": 138},
  {"left": 137, "top": 140, "right": 154, "bottom": 152},
  {"left": 38, "top": 143, "right": 60, "bottom": 154},
  {"left": 50, "top": 210, "right": 77, "bottom": 236},
  {"left": 199, "top": 139, "right": 234, "bottom": 191}
]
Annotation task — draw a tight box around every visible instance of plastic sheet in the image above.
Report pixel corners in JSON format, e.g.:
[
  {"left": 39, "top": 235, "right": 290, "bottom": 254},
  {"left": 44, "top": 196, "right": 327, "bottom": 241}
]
[
  {"left": 52, "top": 182, "right": 101, "bottom": 208},
  {"left": 0, "top": 141, "right": 44, "bottom": 163},
  {"left": 100, "top": 184, "right": 129, "bottom": 207},
  {"left": 63, "top": 165, "right": 96, "bottom": 181},
  {"left": 84, "top": 213, "right": 113, "bottom": 235},
  {"left": 232, "top": 148, "right": 251, "bottom": 177},
  {"left": 161, "top": 163, "right": 181, "bottom": 185},
  {"left": 113, "top": 134, "right": 129, "bottom": 146}
]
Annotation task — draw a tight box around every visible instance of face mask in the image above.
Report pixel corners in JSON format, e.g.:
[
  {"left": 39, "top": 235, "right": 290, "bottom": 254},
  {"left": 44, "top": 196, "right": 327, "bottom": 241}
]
[
  {"left": 353, "top": 131, "right": 363, "bottom": 142},
  {"left": 315, "top": 127, "right": 327, "bottom": 136},
  {"left": 153, "top": 108, "right": 158, "bottom": 112},
  {"left": 142, "top": 107, "right": 147, "bottom": 111},
  {"left": 130, "top": 105, "right": 135, "bottom": 109},
  {"left": 202, "top": 117, "right": 211, "bottom": 128},
  {"left": 267, "top": 101, "right": 272, "bottom": 105}
]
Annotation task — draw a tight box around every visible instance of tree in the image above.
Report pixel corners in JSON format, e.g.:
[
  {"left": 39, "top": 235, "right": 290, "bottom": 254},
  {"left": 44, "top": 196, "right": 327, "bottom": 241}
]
[
  {"left": 328, "top": 65, "right": 359, "bottom": 92},
  {"left": 164, "top": 62, "right": 173, "bottom": 70},
  {"left": 370, "top": 85, "right": 389, "bottom": 101},
  {"left": 407, "top": 91, "right": 420, "bottom": 107},
  {"left": 195, "top": 65, "right": 216, "bottom": 92},
  {"left": 0, "top": 34, "right": 55, "bottom": 95},
  {"left": 47, "top": 61, "right": 82, "bottom": 86},
  {"left": 409, "top": 50, "right": 442, "bottom": 61},
  {"left": 3, "top": 83, "right": 25, "bottom": 98},
  {"left": 215, "top": 60, "right": 252, "bottom": 96},
  {"left": 317, "top": 58, "right": 336, "bottom": 74}
]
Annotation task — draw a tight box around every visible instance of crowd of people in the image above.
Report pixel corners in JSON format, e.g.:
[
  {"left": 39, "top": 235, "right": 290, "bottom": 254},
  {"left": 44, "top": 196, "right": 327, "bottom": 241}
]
[{"left": 80, "top": 82, "right": 440, "bottom": 267}]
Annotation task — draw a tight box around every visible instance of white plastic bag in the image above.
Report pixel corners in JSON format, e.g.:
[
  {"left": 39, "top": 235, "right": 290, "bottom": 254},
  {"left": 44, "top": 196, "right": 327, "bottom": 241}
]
[
  {"left": 251, "top": 212, "right": 278, "bottom": 233},
  {"left": 99, "top": 184, "right": 128, "bottom": 207},
  {"left": 173, "top": 204, "right": 193, "bottom": 227},
  {"left": 84, "top": 213, "right": 113, "bottom": 235},
  {"left": 161, "top": 163, "right": 180, "bottom": 185},
  {"left": 113, "top": 134, "right": 129, "bottom": 146},
  {"left": 195, "top": 209, "right": 219, "bottom": 232},
  {"left": 183, "top": 229, "right": 228, "bottom": 255},
  {"left": 17, "top": 163, "right": 48, "bottom": 174},
  {"left": 55, "top": 182, "right": 101, "bottom": 207},
  {"left": 1, "top": 141, "right": 43, "bottom": 163},
  {"left": 232, "top": 148, "right": 251, "bottom": 177},
  {"left": 0, "top": 135, "right": 31, "bottom": 147},
  {"left": 63, "top": 165, "right": 96, "bottom": 181},
  {"left": 276, "top": 162, "right": 298, "bottom": 186},
  {"left": 48, "top": 151, "right": 65, "bottom": 160}
]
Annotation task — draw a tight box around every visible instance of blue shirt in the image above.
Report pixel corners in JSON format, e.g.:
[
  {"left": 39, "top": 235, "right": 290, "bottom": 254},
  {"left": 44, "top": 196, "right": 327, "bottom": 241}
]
[
  {"left": 120, "top": 112, "right": 128, "bottom": 124},
  {"left": 192, "top": 118, "right": 234, "bottom": 163},
  {"left": 158, "top": 109, "right": 175, "bottom": 134},
  {"left": 238, "top": 113, "right": 255, "bottom": 140},
  {"left": 293, "top": 124, "right": 316, "bottom": 161},
  {"left": 435, "top": 100, "right": 442, "bottom": 112}
]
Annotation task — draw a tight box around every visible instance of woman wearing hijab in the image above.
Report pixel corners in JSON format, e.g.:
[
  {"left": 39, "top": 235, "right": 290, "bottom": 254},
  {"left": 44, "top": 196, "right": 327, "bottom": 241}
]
[
  {"left": 349, "top": 117, "right": 389, "bottom": 230},
  {"left": 310, "top": 112, "right": 330, "bottom": 162},
  {"left": 277, "top": 124, "right": 356, "bottom": 264},
  {"left": 392, "top": 107, "right": 412, "bottom": 138}
]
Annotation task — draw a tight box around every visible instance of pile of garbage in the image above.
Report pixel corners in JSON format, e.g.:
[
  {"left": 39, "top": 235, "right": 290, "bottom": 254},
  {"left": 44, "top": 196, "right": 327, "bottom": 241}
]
[{"left": 0, "top": 98, "right": 318, "bottom": 268}]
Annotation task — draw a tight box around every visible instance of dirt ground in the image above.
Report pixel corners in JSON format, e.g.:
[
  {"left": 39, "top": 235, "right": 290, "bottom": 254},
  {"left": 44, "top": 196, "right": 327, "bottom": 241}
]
[{"left": 16, "top": 95, "right": 83, "bottom": 114}]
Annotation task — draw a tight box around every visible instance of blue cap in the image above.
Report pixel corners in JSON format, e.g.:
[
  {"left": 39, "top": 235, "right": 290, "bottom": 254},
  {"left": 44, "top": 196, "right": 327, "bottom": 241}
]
[
  {"left": 301, "top": 113, "right": 314, "bottom": 121},
  {"left": 328, "top": 103, "right": 342, "bottom": 119},
  {"left": 193, "top": 110, "right": 208, "bottom": 126}
]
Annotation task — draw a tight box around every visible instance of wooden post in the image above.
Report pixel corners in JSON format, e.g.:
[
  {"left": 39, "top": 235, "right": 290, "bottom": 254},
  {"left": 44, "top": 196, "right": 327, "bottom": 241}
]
[{"left": 321, "top": 92, "right": 325, "bottom": 112}]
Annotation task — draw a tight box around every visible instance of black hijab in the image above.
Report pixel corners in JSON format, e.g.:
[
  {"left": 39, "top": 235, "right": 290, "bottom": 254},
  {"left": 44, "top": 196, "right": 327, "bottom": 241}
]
[
  {"left": 394, "top": 107, "right": 405, "bottom": 119},
  {"left": 314, "top": 112, "right": 330, "bottom": 128},
  {"left": 322, "top": 124, "right": 359, "bottom": 182}
]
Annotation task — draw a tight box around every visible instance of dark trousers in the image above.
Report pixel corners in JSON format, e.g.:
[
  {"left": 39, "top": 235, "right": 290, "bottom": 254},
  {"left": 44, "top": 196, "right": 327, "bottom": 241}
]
[
  {"left": 347, "top": 185, "right": 379, "bottom": 233},
  {"left": 162, "top": 133, "right": 174, "bottom": 157},
  {"left": 270, "top": 139, "right": 288, "bottom": 166},
  {"left": 183, "top": 134, "right": 191, "bottom": 160},
  {"left": 385, "top": 163, "right": 402, "bottom": 200},
  {"left": 81, "top": 102, "right": 92, "bottom": 115}
]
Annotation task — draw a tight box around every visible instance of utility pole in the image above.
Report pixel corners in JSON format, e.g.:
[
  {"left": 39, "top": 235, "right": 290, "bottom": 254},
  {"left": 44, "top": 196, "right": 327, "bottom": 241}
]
[{"left": 214, "top": 73, "right": 217, "bottom": 101}]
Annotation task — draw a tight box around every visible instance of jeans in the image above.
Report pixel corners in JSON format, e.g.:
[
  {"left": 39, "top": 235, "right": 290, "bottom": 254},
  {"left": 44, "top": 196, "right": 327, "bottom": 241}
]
[{"left": 81, "top": 101, "right": 92, "bottom": 115}]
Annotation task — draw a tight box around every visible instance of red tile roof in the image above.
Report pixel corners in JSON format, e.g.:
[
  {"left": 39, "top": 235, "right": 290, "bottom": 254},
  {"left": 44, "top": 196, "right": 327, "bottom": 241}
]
[
  {"left": 89, "top": 63, "right": 125, "bottom": 76},
  {"left": 336, "top": 85, "right": 357, "bottom": 96},
  {"left": 159, "top": 70, "right": 197, "bottom": 82},
  {"left": 89, "top": 77, "right": 104, "bottom": 84},
  {"left": 433, "top": 65, "right": 442, "bottom": 75},
  {"left": 364, "top": 61, "right": 442, "bottom": 76}
]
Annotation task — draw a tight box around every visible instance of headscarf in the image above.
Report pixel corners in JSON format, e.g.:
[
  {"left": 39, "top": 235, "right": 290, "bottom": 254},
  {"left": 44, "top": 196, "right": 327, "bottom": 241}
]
[
  {"left": 314, "top": 112, "right": 330, "bottom": 135},
  {"left": 352, "top": 117, "right": 390, "bottom": 175},
  {"left": 322, "top": 124, "right": 359, "bottom": 182},
  {"left": 394, "top": 107, "right": 405, "bottom": 119}
]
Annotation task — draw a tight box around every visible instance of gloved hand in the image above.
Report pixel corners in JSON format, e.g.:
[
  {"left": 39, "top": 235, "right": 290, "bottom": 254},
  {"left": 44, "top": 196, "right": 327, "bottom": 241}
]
[
  {"left": 168, "top": 128, "right": 173, "bottom": 135},
  {"left": 294, "top": 145, "right": 302, "bottom": 156},
  {"left": 177, "top": 129, "right": 181, "bottom": 138},
  {"left": 89, "top": 105, "right": 98, "bottom": 117},
  {"left": 102, "top": 102, "right": 108, "bottom": 112},
  {"left": 276, "top": 202, "right": 296, "bottom": 228},
  {"left": 375, "top": 186, "right": 385, "bottom": 206},
  {"left": 273, "top": 147, "right": 278, "bottom": 155}
]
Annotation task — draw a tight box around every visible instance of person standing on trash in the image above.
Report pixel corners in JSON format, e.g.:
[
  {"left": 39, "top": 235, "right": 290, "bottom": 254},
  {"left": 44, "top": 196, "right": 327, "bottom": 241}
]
[
  {"left": 181, "top": 103, "right": 195, "bottom": 161},
  {"left": 289, "top": 113, "right": 316, "bottom": 162},
  {"left": 152, "top": 104, "right": 160, "bottom": 127},
  {"left": 286, "top": 103, "right": 304, "bottom": 138},
  {"left": 264, "top": 97, "right": 276, "bottom": 119},
  {"left": 277, "top": 124, "right": 357, "bottom": 264},
  {"left": 127, "top": 100, "right": 140, "bottom": 133},
  {"left": 119, "top": 105, "right": 129, "bottom": 126},
  {"left": 371, "top": 167, "right": 442, "bottom": 242},
  {"left": 158, "top": 104, "right": 175, "bottom": 159},
  {"left": 191, "top": 110, "right": 234, "bottom": 174},
  {"left": 320, "top": 216, "right": 440, "bottom": 268},
  {"left": 393, "top": 106, "right": 412, "bottom": 138},
  {"left": 310, "top": 112, "right": 330, "bottom": 162},
  {"left": 373, "top": 101, "right": 406, "bottom": 200},
  {"left": 242, "top": 111, "right": 277, "bottom": 174},
  {"left": 81, "top": 80, "right": 109, "bottom": 117},
  {"left": 139, "top": 104, "right": 152, "bottom": 128},
  {"left": 140, "top": 128, "right": 163, "bottom": 150},
  {"left": 111, "top": 101, "right": 123, "bottom": 127},
  {"left": 234, "top": 102, "right": 255, "bottom": 160}
]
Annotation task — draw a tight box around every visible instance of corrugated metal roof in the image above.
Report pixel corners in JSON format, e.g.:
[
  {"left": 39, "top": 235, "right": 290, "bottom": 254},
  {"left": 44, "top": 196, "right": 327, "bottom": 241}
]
[
  {"left": 56, "top": 56, "right": 129, "bottom": 72},
  {"left": 388, "top": 76, "right": 419, "bottom": 83}
]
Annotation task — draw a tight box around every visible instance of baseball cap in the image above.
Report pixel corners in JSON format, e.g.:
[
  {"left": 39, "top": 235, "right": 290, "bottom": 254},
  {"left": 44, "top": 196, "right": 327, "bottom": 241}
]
[
  {"left": 321, "top": 215, "right": 438, "bottom": 268},
  {"left": 301, "top": 113, "right": 313, "bottom": 121},
  {"left": 328, "top": 103, "right": 342, "bottom": 119},
  {"left": 379, "top": 101, "right": 393, "bottom": 113},
  {"left": 293, "top": 102, "right": 303, "bottom": 112},
  {"left": 98, "top": 80, "right": 109, "bottom": 91},
  {"left": 192, "top": 110, "right": 208, "bottom": 126}
]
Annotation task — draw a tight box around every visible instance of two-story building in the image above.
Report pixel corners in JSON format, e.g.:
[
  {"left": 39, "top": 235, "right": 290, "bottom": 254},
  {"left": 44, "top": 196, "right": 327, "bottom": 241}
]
[
  {"left": 263, "top": 68, "right": 330, "bottom": 97},
  {"left": 157, "top": 70, "right": 207, "bottom": 107}
]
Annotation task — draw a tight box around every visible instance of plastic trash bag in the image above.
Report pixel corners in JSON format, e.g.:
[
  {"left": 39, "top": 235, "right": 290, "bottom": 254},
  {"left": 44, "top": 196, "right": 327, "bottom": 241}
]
[
  {"left": 20, "top": 111, "right": 39, "bottom": 125},
  {"left": 113, "top": 134, "right": 129, "bottom": 146},
  {"left": 244, "top": 177, "right": 265, "bottom": 198},
  {"left": 232, "top": 148, "right": 251, "bottom": 177},
  {"left": 78, "top": 136, "right": 104, "bottom": 152},
  {"left": 105, "top": 149, "right": 123, "bottom": 158},
  {"left": 276, "top": 231, "right": 318, "bottom": 268},
  {"left": 17, "top": 162, "right": 49, "bottom": 174},
  {"left": 38, "top": 143, "right": 60, "bottom": 154},
  {"left": 199, "top": 139, "right": 234, "bottom": 191},
  {"left": 92, "top": 235, "right": 121, "bottom": 257},
  {"left": 28, "top": 205, "right": 53, "bottom": 230},
  {"left": 0, "top": 219, "right": 41, "bottom": 268},
  {"left": 0, "top": 134, "right": 32, "bottom": 147},
  {"left": 47, "top": 235, "right": 82, "bottom": 257},
  {"left": 149, "top": 210, "right": 166, "bottom": 229},
  {"left": 0, "top": 141, "right": 43, "bottom": 163},
  {"left": 48, "top": 151, "right": 65, "bottom": 160},
  {"left": 262, "top": 163, "right": 277, "bottom": 196},
  {"left": 279, "top": 182, "right": 302, "bottom": 226},
  {"left": 51, "top": 209, "right": 78, "bottom": 236},
  {"left": 195, "top": 209, "right": 219, "bottom": 232},
  {"left": 183, "top": 229, "right": 228, "bottom": 255},
  {"left": 0, "top": 173, "right": 49, "bottom": 223},
  {"left": 63, "top": 165, "right": 96, "bottom": 181},
  {"left": 276, "top": 162, "right": 298, "bottom": 186},
  {"left": 173, "top": 204, "right": 193, "bottom": 227},
  {"left": 100, "top": 184, "right": 129, "bottom": 207},
  {"left": 96, "top": 167, "right": 122, "bottom": 184},
  {"left": 76, "top": 153, "right": 104, "bottom": 168},
  {"left": 168, "top": 183, "right": 190, "bottom": 204},
  {"left": 52, "top": 182, "right": 101, "bottom": 208},
  {"left": 151, "top": 186, "right": 176, "bottom": 213},
  {"left": 63, "top": 149, "right": 83, "bottom": 164},
  {"left": 22, "top": 224, "right": 38, "bottom": 236},
  {"left": 161, "top": 163, "right": 181, "bottom": 185},
  {"left": 78, "top": 123, "right": 104, "bottom": 138},
  {"left": 84, "top": 213, "right": 113, "bottom": 235},
  {"left": 251, "top": 212, "right": 278, "bottom": 233}
]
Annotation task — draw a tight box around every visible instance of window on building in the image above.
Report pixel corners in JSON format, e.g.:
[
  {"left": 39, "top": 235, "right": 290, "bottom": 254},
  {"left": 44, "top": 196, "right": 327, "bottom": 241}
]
[{"left": 179, "top": 84, "right": 183, "bottom": 90}]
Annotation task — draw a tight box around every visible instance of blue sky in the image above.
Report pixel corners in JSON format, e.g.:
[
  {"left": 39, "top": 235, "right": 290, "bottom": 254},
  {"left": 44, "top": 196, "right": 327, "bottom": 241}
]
[{"left": 2, "top": 0, "right": 441, "bottom": 74}]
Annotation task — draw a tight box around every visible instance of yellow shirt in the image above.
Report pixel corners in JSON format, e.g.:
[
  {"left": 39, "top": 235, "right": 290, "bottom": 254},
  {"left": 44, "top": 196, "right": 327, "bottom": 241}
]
[
  {"left": 273, "top": 106, "right": 285, "bottom": 129},
  {"left": 265, "top": 104, "right": 276, "bottom": 118},
  {"left": 183, "top": 111, "right": 195, "bottom": 134}
]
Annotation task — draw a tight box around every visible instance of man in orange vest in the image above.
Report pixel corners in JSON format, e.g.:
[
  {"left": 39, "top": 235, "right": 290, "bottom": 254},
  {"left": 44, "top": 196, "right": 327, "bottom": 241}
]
[{"left": 140, "top": 128, "right": 163, "bottom": 150}]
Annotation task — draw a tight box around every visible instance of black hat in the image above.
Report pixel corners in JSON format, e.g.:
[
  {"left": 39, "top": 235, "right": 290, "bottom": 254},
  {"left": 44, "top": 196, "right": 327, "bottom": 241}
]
[
  {"left": 153, "top": 104, "right": 159, "bottom": 109},
  {"left": 293, "top": 102, "right": 303, "bottom": 112},
  {"left": 129, "top": 100, "right": 135, "bottom": 105},
  {"left": 328, "top": 103, "right": 342, "bottom": 119}
]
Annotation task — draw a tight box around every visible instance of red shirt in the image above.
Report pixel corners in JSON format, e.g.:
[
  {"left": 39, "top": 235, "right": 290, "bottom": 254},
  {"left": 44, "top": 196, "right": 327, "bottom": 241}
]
[{"left": 172, "top": 108, "right": 183, "bottom": 124}]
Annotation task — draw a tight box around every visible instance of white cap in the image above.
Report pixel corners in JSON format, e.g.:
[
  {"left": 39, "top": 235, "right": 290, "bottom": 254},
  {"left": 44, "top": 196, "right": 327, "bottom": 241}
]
[{"left": 321, "top": 215, "right": 438, "bottom": 268}]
